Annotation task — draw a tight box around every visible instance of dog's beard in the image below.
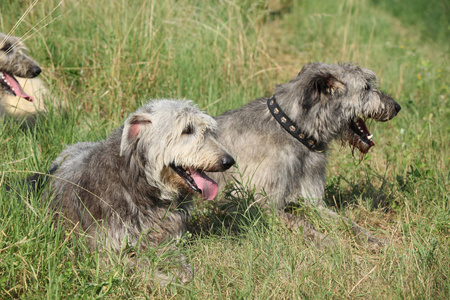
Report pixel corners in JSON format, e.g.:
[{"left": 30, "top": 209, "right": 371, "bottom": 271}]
[{"left": 343, "top": 117, "right": 374, "bottom": 154}]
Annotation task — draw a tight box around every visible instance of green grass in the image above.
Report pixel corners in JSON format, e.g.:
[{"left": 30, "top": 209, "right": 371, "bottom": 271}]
[{"left": 1, "top": 0, "right": 449, "bottom": 298}]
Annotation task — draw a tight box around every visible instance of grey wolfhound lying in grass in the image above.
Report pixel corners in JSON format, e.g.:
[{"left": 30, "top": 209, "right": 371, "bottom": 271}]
[
  {"left": 0, "top": 32, "right": 49, "bottom": 121},
  {"left": 210, "top": 62, "right": 401, "bottom": 249},
  {"left": 36, "top": 99, "right": 234, "bottom": 284}
]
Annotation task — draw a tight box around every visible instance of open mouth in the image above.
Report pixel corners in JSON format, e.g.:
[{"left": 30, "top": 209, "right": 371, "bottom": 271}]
[
  {"left": 0, "top": 71, "right": 34, "bottom": 101},
  {"left": 348, "top": 117, "right": 375, "bottom": 154},
  {"left": 169, "top": 164, "right": 219, "bottom": 200}
]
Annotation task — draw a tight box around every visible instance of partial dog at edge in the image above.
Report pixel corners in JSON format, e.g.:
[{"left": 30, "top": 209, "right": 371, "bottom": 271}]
[
  {"left": 210, "top": 62, "right": 401, "bottom": 250},
  {"left": 0, "top": 32, "right": 50, "bottom": 122},
  {"left": 36, "top": 99, "right": 235, "bottom": 285}
]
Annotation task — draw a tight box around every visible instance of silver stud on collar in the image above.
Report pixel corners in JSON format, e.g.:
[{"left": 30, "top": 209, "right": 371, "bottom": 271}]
[{"left": 289, "top": 125, "right": 295, "bottom": 131}]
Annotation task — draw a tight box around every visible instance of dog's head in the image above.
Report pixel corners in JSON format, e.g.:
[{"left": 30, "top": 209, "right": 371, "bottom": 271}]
[
  {"left": 276, "top": 62, "right": 401, "bottom": 153},
  {"left": 119, "top": 99, "right": 234, "bottom": 201},
  {"left": 0, "top": 33, "right": 41, "bottom": 102}
]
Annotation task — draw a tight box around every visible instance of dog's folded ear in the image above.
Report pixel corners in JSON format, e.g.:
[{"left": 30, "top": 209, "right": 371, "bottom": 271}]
[
  {"left": 120, "top": 113, "right": 152, "bottom": 156},
  {"left": 303, "top": 72, "right": 346, "bottom": 111}
]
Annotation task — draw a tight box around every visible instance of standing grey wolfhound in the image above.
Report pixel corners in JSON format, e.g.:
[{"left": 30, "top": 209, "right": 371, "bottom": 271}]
[
  {"left": 0, "top": 32, "right": 49, "bottom": 120},
  {"left": 210, "top": 62, "right": 401, "bottom": 248},
  {"left": 39, "top": 99, "right": 234, "bottom": 284}
]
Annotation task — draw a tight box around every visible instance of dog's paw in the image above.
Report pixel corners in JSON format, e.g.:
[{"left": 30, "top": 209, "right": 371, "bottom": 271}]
[
  {"left": 279, "top": 211, "right": 337, "bottom": 248},
  {"left": 149, "top": 263, "right": 193, "bottom": 288},
  {"left": 175, "top": 261, "right": 194, "bottom": 284},
  {"left": 364, "top": 235, "right": 387, "bottom": 253},
  {"left": 352, "top": 226, "right": 387, "bottom": 253}
]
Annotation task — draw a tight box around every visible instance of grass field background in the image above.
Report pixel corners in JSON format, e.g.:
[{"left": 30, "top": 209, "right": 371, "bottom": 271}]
[{"left": 0, "top": 0, "right": 448, "bottom": 298}]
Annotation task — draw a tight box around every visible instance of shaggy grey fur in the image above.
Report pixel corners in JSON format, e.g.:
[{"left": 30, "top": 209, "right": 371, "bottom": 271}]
[
  {"left": 210, "top": 62, "right": 401, "bottom": 249},
  {"left": 42, "top": 99, "right": 234, "bottom": 284}
]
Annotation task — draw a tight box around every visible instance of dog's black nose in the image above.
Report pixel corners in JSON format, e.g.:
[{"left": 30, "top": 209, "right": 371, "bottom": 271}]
[
  {"left": 28, "top": 66, "right": 42, "bottom": 78},
  {"left": 221, "top": 155, "right": 235, "bottom": 170},
  {"left": 394, "top": 102, "right": 401, "bottom": 113}
]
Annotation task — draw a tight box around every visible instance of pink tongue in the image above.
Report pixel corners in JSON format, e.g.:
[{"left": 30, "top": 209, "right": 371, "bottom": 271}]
[
  {"left": 188, "top": 168, "right": 218, "bottom": 200},
  {"left": 3, "top": 72, "right": 34, "bottom": 101}
]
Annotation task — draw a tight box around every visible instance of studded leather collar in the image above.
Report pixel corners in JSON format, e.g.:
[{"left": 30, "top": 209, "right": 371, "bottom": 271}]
[{"left": 267, "top": 95, "right": 327, "bottom": 152}]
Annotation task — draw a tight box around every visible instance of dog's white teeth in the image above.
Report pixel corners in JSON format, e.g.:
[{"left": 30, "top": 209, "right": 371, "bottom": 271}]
[
  {"left": 367, "top": 134, "right": 373, "bottom": 140},
  {"left": 186, "top": 169, "right": 191, "bottom": 175},
  {"left": 0, "top": 72, "right": 3, "bottom": 78}
]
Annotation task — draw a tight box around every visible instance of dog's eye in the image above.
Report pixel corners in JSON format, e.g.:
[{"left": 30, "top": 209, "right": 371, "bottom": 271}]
[
  {"left": 182, "top": 124, "right": 194, "bottom": 135},
  {"left": 0, "top": 43, "right": 12, "bottom": 52},
  {"left": 365, "top": 84, "right": 371, "bottom": 91}
]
